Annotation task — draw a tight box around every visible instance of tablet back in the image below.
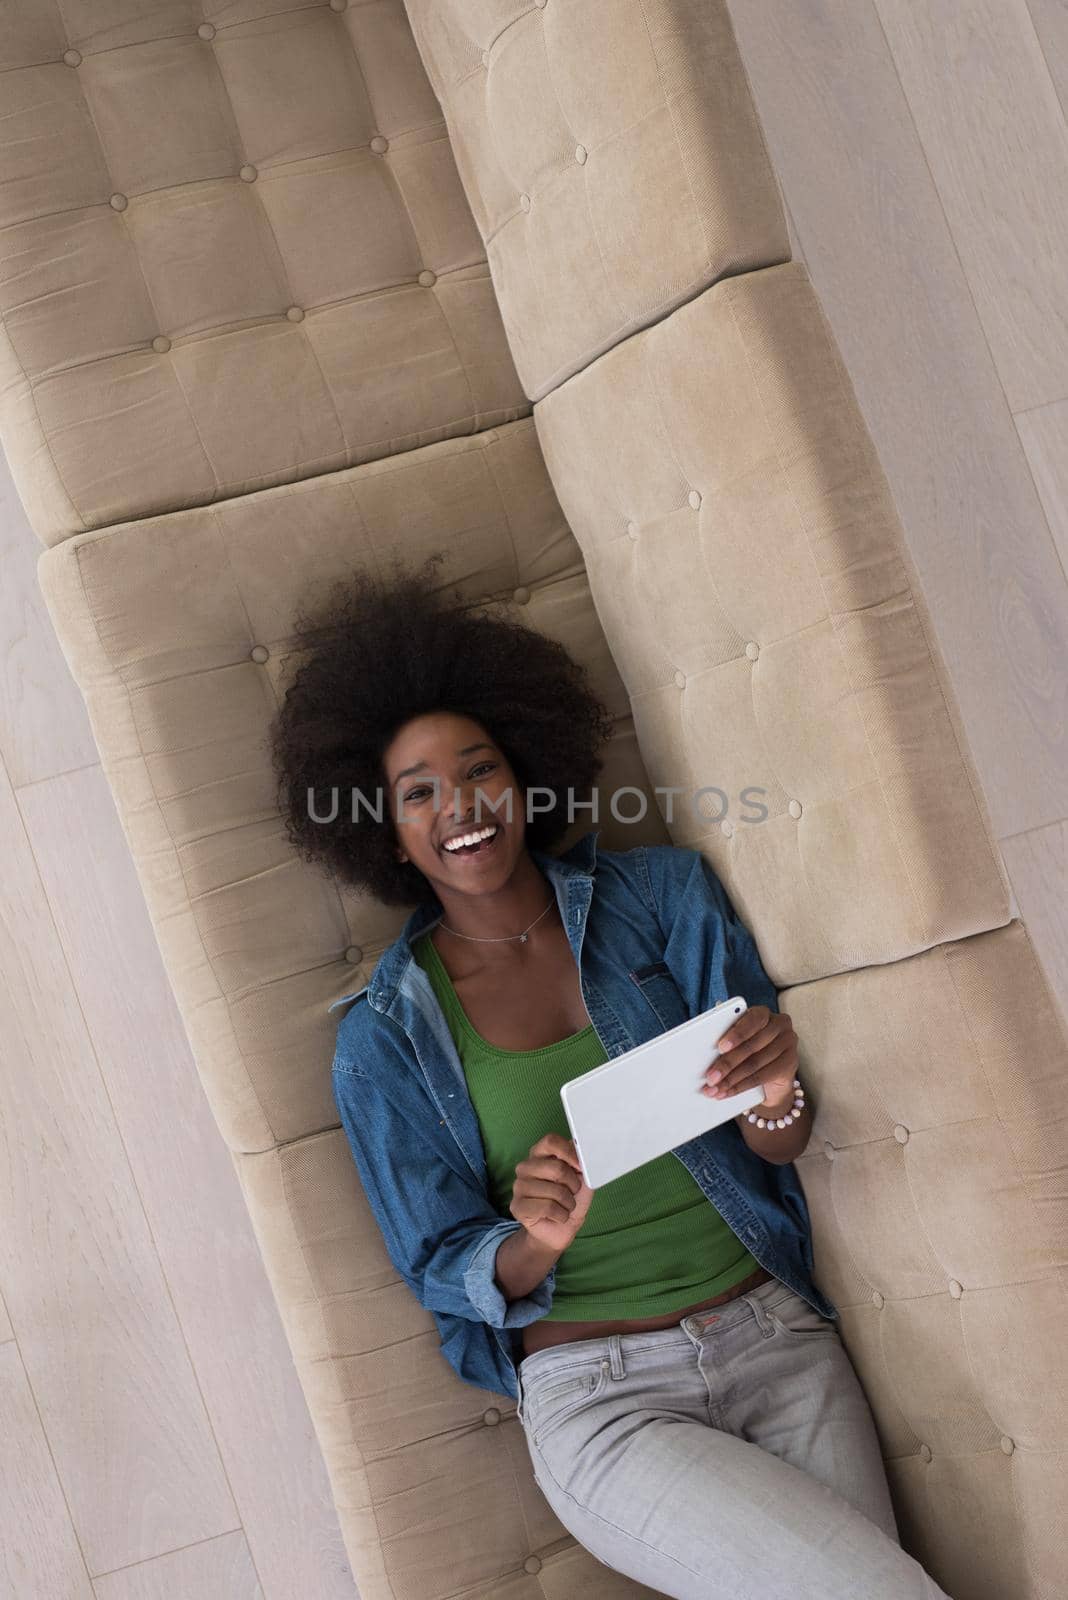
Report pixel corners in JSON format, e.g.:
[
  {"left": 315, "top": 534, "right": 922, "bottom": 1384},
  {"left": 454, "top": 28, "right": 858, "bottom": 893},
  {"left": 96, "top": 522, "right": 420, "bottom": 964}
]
[{"left": 559, "top": 997, "right": 764, "bottom": 1187}]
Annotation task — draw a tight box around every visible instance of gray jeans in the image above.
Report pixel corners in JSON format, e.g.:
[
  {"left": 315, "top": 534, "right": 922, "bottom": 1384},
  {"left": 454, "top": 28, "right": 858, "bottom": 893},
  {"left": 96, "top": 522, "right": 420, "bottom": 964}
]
[{"left": 516, "top": 1275, "right": 952, "bottom": 1599}]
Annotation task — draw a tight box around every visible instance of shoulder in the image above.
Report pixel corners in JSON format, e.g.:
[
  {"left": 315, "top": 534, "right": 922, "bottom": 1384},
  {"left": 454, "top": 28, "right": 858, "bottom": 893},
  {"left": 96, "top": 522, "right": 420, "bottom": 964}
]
[
  {"left": 331, "top": 989, "right": 401, "bottom": 1081},
  {"left": 593, "top": 841, "right": 708, "bottom": 927},
  {"left": 625, "top": 840, "right": 705, "bottom": 894}
]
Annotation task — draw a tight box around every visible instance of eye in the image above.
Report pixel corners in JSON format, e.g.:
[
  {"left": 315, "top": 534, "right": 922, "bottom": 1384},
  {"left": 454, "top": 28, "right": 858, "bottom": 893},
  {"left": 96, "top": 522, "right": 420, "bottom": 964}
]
[{"left": 403, "top": 762, "right": 497, "bottom": 803}]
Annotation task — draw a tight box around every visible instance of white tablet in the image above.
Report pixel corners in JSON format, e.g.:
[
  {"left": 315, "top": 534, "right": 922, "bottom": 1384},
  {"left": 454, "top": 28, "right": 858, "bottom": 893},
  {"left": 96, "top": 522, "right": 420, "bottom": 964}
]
[{"left": 559, "top": 997, "right": 765, "bottom": 1188}]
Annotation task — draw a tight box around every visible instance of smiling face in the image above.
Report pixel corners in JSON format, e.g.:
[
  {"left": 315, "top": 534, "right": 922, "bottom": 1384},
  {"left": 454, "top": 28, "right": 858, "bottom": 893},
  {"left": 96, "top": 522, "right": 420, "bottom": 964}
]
[{"left": 384, "top": 710, "right": 527, "bottom": 900}]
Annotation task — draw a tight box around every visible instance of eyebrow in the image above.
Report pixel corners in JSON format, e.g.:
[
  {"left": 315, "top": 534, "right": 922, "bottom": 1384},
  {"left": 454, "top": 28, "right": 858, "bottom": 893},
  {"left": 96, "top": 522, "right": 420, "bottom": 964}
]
[{"left": 394, "top": 743, "right": 496, "bottom": 782}]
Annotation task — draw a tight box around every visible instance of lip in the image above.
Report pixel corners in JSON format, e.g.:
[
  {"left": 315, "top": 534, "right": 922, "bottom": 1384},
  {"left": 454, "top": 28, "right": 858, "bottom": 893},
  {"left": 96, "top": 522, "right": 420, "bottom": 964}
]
[{"left": 440, "top": 824, "right": 503, "bottom": 862}]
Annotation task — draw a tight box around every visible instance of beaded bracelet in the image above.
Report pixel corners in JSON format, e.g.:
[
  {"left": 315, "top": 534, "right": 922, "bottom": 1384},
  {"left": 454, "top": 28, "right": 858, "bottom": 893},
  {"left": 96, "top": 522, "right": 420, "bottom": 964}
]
[{"left": 745, "top": 1078, "right": 805, "bottom": 1130}]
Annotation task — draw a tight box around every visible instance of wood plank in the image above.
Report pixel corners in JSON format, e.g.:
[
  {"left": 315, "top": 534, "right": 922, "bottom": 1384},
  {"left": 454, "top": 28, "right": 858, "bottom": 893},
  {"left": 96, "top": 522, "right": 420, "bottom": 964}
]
[
  {"left": 0, "top": 450, "right": 98, "bottom": 788},
  {"left": 0, "top": 754, "right": 238, "bottom": 1577},
  {"left": 18, "top": 762, "right": 355, "bottom": 1599},
  {"left": 92, "top": 1532, "right": 262, "bottom": 1600},
  {"left": 0, "top": 1339, "right": 95, "bottom": 1598},
  {"left": 1016, "top": 396, "right": 1068, "bottom": 587},
  {"left": 1027, "top": 0, "right": 1068, "bottom": 129},
  {"left": 873, "top": 0, "right": 1068, "bottom": 412}
]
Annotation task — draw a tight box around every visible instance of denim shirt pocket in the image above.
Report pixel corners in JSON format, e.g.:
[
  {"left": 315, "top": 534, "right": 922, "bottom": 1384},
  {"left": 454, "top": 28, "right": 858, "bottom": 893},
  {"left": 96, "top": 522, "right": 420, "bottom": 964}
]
[{"left": 628, "top": 960, "right": 692, "bottom": 1032}]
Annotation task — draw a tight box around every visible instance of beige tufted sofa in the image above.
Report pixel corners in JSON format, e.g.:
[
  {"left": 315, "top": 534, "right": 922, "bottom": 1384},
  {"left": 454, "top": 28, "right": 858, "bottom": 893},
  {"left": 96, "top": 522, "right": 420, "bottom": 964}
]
[{"left": 5, "top": 2, "right": 1066, "bottom": 1597}]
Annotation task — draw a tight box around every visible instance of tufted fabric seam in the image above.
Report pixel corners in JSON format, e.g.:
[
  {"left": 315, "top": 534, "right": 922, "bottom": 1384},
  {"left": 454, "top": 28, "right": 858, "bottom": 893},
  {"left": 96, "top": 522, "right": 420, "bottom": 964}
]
[
  {"left": 476, "top": 434, "right": 524, "bottom": 588},
  {"left": 938, "top": 934, "right": 1065, "bottom": 1271},
  {"left": 634, "top": 0, "right": 712, "bottom": 274},
  {"left": 480, "top": 102, "right": 659, "bottom": 253},
  {"left": 275, "top": 1145, "right": 398, "bottom": 1600},
  {"left": 72, "top": 539, "right": 278, "bottom": 1148},
  {"left": 426, "top": 279, "right": 484, "bottom": 435},
  {"left": 722, "top": 282, "right": 929, "bottom": 949},
  {"left": 761, "top": 271, "right": 1008, "bottom": 902},
  {"left": 0, "top": 321, "right": 88, "bottom": 533}
]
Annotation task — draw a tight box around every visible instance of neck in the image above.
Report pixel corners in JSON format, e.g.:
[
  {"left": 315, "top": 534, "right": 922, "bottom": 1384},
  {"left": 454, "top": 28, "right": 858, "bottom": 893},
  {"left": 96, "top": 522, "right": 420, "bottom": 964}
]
[{"left": 433, "top": 850, "right": 558, "bottom": 952}]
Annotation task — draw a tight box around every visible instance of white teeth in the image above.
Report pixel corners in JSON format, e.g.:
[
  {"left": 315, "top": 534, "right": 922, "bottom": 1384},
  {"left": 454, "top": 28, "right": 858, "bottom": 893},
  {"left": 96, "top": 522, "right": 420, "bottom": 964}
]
[{"left": 443, "top": 824, "right": 499, "bottom": 852}]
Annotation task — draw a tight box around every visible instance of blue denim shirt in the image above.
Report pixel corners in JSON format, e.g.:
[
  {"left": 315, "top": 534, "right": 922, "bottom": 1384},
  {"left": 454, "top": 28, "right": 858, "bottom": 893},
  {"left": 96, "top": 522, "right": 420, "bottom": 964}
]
[{"left": 329, "top": 828, "right": 837, "bottom": 1403}]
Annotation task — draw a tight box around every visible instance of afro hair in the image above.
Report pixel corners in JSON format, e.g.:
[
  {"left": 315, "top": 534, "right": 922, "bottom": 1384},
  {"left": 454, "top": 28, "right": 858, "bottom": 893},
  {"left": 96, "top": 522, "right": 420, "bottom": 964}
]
[{"left": 268, "top": 549, "right": 617, "bottom": 907}]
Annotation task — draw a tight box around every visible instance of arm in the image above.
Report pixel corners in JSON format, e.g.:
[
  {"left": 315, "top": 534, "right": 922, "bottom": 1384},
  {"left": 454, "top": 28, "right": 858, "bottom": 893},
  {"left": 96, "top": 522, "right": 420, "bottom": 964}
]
[
  {"left": 493, "top": 1229, "right": 565, "bottom": 1303},
  {"left": 332, "top": 1060, "right": 557, "bottom": 1327},
  {"left": 647, "top": 845, "right": 813, "bottom": 1165},
  {"left": 727, "top": 1069, "right": 811, "bottom": 1167}
]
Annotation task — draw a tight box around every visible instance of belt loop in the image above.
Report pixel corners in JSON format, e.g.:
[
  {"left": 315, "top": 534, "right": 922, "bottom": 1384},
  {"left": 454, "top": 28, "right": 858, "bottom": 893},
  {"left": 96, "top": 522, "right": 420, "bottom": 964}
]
[
  {"left": 744, "top": 1286, "right": 775, "bottom": 1337},
  {"left": 608, "top": 1332, "right": 625, "bottom": 1380}
]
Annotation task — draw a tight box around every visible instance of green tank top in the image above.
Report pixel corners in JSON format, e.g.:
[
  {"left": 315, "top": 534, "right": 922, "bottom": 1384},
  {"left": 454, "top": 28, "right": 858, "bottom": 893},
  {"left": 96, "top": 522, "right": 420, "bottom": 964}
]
[{"left": 412, "top": 931, "right": 759, "bottom": 1321}]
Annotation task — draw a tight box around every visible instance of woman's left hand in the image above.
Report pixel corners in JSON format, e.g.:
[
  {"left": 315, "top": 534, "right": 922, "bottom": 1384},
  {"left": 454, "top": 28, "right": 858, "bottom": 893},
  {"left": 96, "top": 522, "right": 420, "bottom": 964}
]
[{"left": 703, "top": 1006, "right": 799, "bottom": 1111}]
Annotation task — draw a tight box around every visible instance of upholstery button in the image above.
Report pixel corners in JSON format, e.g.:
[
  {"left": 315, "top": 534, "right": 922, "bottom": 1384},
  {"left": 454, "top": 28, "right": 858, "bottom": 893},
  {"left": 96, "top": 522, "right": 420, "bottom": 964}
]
[
  {"left": 534, "top": 0, "right": 548, "bottom": 7},
  {"left": 626, "top": 521, "right": 638, "bottom": 540},
  {"left": 673, "top": 670, "right": 686, "bottom": 689},
  {"left": 872, "top": 1290, "right": 884, "bottom": 1309},
  {"left": 949, "top": 1280, "right": 963, "bottom": 1299},
  {"left": 286, "top": 306, "right": 305, "bottom": 322},
  {"left": 788, "top": 799, "right": 802, "bottom": 819},
  {"left": 250, "top": 645, "right": 269, "bottom": 664},
  {"left": 520, "top": 193, "right": 532, "bottom": 212},
  {"left": 688, "top": 489, "right": 702, "bottom": 510},
  {"left": 575, "top": 144, "right": 587, "bottom": 164},
  {"left": 110, "top": 193, "right": 128, "bottom": 211},
  {"left": 239, "top": 164, "right": 258, "bottom": 182},
  {"left": 524, "top": 1556, "right": 542, "bottom": 1574},
  {"left": 745, "top": 641, "right": 760, "bottom": 660},
  {"left": 894, "top": 1124, "right": 909, "bottom": 1144},
  {"left": 198, "top": 23, "right": 216, "bottom": 40},
  {"left": 824, "top": 1141, "right": 835, "bottom": 1159},
  {"left": 720, "top": 819, "right": 733, "bottom": 837},
  {"left": 1000, "top": 1436, "right": 1014, "bottom": 1455},
  {"left": 370, "top": 135, "right": 389, "bottom": 154},
  {"left": 63, "top": 49, "right": 82, "bottom": 66},
  {"left": 417, "top": 270, "right": 437, "bottom": 287},
  {"left": 920, "top": 1444, "right": 932, "bottom": 1463},
  {"left": 483, "top": 1407, "right": 501, "bottom": 1425},
  {"left": 152, "top": 336, "right": 171, "bottom": 354},
  {"left": 344, "top": 945, "right": 363, "bottom": 964},
  {"left": 513, "top": 586, "right": 531, "bottom": 605}
]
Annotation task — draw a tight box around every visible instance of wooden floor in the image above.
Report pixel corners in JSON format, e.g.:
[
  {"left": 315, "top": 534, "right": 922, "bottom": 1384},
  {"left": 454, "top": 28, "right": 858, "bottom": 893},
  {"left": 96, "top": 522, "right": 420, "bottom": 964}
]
[{"left": 2, "top": 4, "right": 1067, "bottom": 1595}]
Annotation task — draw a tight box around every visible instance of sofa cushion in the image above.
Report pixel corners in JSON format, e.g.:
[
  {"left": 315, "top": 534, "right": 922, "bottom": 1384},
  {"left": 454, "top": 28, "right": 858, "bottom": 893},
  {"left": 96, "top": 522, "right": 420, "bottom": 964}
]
[
  {"left": 36, "top": 419, "right": 667, "bottom": 1151},
  {"left": 403, "top": 0, "right": 790, "bottom": 399},
  {"left": 0, "top": 0, "right": 527, "bottom": 547},
  {"left": 533, "top": 259, "right": 1013, "bottom": 983}
]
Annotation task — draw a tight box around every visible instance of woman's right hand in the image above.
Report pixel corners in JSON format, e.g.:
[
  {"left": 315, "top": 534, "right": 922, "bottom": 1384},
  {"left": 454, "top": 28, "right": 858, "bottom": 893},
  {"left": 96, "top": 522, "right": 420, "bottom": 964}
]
[{"left": 510, "top": 1132, "right": 596, "bottom": 1253}]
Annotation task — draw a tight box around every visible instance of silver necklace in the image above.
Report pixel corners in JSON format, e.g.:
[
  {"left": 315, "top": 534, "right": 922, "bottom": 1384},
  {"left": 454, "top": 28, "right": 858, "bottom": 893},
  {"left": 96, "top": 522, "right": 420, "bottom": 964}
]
[{"left": 437, "top": 898, "right": 556, "bottom": 945}]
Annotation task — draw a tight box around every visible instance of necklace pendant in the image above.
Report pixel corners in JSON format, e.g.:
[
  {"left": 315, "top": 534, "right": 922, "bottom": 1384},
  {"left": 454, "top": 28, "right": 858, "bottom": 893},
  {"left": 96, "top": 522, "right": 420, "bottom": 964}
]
[{"left": 519, "top": 932, "right": 528, "bottom": 943}]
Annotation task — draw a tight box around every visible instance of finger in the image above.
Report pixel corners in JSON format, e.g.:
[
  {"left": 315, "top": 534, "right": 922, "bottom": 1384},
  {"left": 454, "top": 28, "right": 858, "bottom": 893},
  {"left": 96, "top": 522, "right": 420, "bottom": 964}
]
[
  {"left": 708, "top": 1039, "right": 795, "bottom": 1096},
  {"left": 716, "top": 1007, "right": 769, "bottom": 1055},
  {"left": 710, "top": 1017, "right": 782, "bottom": 1078}
]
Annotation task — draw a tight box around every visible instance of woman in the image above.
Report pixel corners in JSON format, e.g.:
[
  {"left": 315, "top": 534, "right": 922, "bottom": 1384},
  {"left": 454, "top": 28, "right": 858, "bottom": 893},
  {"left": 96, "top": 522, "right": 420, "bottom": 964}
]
[{"left": 271, "top": 552, "right": 950, "bottom": 1600}]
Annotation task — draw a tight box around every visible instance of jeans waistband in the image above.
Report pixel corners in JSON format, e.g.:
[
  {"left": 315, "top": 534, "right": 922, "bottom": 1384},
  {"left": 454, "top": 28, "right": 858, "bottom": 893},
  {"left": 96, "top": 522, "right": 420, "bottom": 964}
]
[{"left": 518, "top": 1273, "right": 799, "bottom": 1382}]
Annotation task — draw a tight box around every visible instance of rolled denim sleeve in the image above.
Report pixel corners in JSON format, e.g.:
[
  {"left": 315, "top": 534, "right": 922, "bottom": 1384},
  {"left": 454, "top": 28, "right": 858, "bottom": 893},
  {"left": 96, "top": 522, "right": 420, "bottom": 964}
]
[
  {"left": 463, "top": 1217, "right": 557, "bottom": 1327},
  {"left": 332, "top": 1062, "right": 555, "bottom": 1329},
  {"left": 649, "top": 844, "right": 780, "bottom": 1018}
]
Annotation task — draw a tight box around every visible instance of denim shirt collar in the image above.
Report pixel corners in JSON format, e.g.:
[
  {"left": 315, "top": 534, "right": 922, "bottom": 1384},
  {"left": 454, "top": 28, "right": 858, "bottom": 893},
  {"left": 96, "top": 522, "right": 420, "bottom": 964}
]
[{"left": 328, "top": 826, "right": 601, "bottom": 1017}]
